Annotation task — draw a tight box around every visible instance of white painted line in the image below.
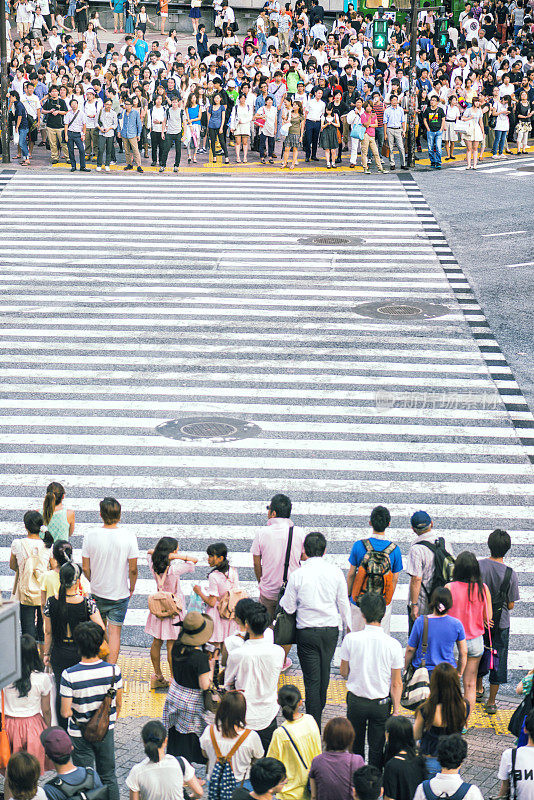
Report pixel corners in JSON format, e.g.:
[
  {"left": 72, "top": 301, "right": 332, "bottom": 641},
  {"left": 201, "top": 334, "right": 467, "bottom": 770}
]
[
  {"left": 482, "top": 231, "right": 526, "bottom": 237},
  {"left": 504, "top": 261, "right": 534, "bottom": 268}
]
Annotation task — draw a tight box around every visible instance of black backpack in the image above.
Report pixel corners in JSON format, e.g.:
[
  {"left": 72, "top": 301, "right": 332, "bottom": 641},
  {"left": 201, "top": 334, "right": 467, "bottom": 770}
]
[
  {"left": 489, "top": 566, "right": 513, "bottom": 630},
  {"left": 415, "top": 538, "right": 455, "bottom": 599},
  {"left": 45, "top": 767, "right": 109, "bottom": 800}
]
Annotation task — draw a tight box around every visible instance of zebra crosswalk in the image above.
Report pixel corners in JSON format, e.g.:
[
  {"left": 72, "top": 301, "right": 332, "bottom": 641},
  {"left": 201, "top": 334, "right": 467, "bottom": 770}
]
[{"left": 0, "top": 172, "right": 533, "bottom": 689}]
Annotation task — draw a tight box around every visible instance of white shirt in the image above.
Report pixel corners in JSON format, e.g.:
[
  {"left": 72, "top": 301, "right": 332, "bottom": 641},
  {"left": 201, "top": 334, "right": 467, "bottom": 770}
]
[
  {"left": 3, "top": 671, "right": 51, "bottom": 717},
  {"left": 64, "top": 109, "right": 86, "bottom": 133},
  {"left": 126, "top": 755, "right": 195, "bottom": 800},
  {"left": 306, "top": 97, "right": 326, "bottom": 121},
  {"left": 224, "top": 638, "right": 285, "bottom": 730},
  {"left": 82, "top": 525, "right": 139, "bottom": 600},
  {"left": 414, "top": 774, "right": 484, "bottom": 800},
  {"left": 199, "top": 725, "right": 264, "bottom": 782},
  {"left": 339, "top": 625, "right": 404, "bottom": 699},
  {"left": 280, "top": 557, "right": 351, "bottom": 630},
  {"left": 224, "top": 627, "right": 274, "bottom": 659},
  {"left": 499, "top": 747, "right": 534, "bottom": 800}
]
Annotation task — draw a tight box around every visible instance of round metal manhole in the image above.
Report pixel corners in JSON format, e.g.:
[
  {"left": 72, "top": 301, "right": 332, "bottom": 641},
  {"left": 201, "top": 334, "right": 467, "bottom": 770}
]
[
  {"left": 517, "top": 165, "right": 534, "bottom": 173},
  {"left": 353, "top": 300, "right": 452, "bottom": 321},
  {"left": 156, "top": 416, "right": 261, "bottom": 443},
  {"left": 298, "top": 235, "right": 363, "bottom": 247}
]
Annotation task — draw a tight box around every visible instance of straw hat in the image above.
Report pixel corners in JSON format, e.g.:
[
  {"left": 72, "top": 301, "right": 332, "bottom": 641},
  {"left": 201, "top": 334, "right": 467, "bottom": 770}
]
[{"left": 177, "top": 611, "right": 214, "bottom": 646}]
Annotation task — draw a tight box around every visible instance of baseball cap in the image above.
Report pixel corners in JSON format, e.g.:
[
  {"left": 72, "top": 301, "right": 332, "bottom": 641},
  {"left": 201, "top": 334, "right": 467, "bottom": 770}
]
[
  {"left": 410, "top": 510, "right": 432, "bottom": 531},
  {"left": 40, "top": 727, "right": 73, "bottom": 760},
  {"left": 227, "top": 79, "right": 236, "bottom": 88}
]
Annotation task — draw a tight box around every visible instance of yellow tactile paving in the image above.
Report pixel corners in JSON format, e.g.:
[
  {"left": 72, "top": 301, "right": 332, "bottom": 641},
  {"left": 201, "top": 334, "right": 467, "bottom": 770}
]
[{"left": 117, "top": 654, "right": 514, "bottom": 732}]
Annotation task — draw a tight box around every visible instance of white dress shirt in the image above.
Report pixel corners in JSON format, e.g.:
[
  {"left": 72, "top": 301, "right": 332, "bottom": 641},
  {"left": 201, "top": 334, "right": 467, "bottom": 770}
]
[
  {"left": 280, "top": 556, "right": 351, "bottom": 630},
  {"left": 339, "top": 625, "right": 404, "bottom": 699},
  {"left": 306, "top": 98, "right": 326, "bottom": 121},
  {"left": 224, "top": 637, "right": 285, "bottom": 730}
]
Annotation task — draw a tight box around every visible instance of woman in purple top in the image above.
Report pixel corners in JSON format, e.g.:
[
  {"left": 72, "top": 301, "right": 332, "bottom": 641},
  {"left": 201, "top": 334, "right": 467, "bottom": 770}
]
[{"left": 309, "top": 717, "right": 364, "bottom": 800}]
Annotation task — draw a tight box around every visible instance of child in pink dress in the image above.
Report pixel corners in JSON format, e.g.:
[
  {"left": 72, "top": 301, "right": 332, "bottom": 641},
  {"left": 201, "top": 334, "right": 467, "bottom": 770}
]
[
  {"left": 192, "top": 542, "right": 239, "bottom": 668},
  {"left": 145, "top": 536, "right": 198, "bottom": 689}
]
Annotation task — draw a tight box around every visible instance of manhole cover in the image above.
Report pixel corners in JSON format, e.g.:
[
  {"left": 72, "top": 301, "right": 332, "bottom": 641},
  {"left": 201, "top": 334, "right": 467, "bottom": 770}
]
[
  {"left": 354, "top": 300, "right": 451, "bottom": 321},
  {"left": 298, "top": 235, "right": 363, "bottom": 247},
  {"left": 156, "top": 416, "right": 261, "bottom": 442},
  {"left": 517, "top": 166, "right": 534, "bottom": 172}
]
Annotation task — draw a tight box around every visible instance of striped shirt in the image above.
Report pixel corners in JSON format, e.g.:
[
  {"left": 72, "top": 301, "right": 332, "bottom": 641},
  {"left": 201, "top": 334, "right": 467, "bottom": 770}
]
[{"left": 60, "top": 660, "right": 122, "bottom": 738}]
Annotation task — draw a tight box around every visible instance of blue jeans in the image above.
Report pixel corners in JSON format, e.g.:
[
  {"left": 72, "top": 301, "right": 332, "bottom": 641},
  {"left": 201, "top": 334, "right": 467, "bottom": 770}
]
[
  {"left": 493, "top": 129, "right": 507, "bottom": 155},
  {"left": 67, "top": 131, "right": 86, "bottom": 169},
  {"left": 426, "top": 130, "right": 442, "bottom": 166},
  {"left": 425, "top": 756, "right": 441, "bottom": 778},
  {"left": 72, "top": 729, "right": 119, "bottom": 800},
  {"left": 18, "top": 127, "right": 29, "bottom": 159}
]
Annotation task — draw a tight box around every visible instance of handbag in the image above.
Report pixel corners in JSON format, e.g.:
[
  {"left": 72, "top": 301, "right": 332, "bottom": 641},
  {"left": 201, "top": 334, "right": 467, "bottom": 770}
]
[
  {"left": 401, "top": 616, "right": 431, "bottom": 710},
  {"left": 478, "top": 626, "right": 499, "bottom": 678},
  {"left": 148, "top": 569, "right": 182, "bottom": 619},
  {"left": 280, "top": 122, "right": 290, "bottom": 139},
  {"left": 509, "top": 680, "right": 534, "bottom": 738},
  {"left": 381, "top": 141, "right": 390, "bottom": 158},
  {"left": 351, "top": 123, "right": 365, "bottom": 140},
  {"left": 203, "top": 683, "right": 221, "bottom": 712},
  {"left": 0, "top": 690, "right": 11, "bottom": 769},
  {"left": 78, "top": 666, "right": 117, "bottom": 743},
  {"left": 273, "top": 526, "right": 297, "bottom": 647},
  {"left": 454, "top": 118, "right": 471, "bottom": 135}
]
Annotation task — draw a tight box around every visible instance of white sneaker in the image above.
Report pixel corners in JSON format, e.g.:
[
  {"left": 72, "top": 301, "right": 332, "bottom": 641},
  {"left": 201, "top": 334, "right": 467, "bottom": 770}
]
[
  {"left": 110, "top": 161, "right": 116, "bottom": 165},
  {"left": 105, "top": 166, "right": 110, "bottom": 172},
  {"left": 96, "top": 166, "right": 102, "bottom": 171}
]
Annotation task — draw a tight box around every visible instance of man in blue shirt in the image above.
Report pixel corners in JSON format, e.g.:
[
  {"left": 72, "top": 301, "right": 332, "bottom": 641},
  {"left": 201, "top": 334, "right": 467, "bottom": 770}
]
[
  {"left": 42, "top": 727, "right": 104, "bottom": 800},
  {"left": 346, "top": 505, "right": 403, "bottom": 634},
  {"left": 119, "top": 97, "right": 143, "bottom": 172},
  {"left": 133, "top": 29, "right": 149, "bottom": 62}
]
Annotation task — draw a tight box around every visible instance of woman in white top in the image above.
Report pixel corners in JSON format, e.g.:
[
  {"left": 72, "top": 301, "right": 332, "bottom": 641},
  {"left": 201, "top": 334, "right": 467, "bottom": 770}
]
[
  {"left": 10, "top": 511, "right": 53, "bottom": 648},
  {"left": 443, "top": 96, "right": 460, "bottom": 160},
  {"left": 200, "top": 691, "right": 264, "bottom": 792},
  {"left": 346, "top": 97, "right": 364, "bottom": 167},
  {"left": 127, "top": 720, "right": 204, "bottom": 800},
  {"left": 3, "top": 635, "right": 52, "bottom": 777},
  {"left": 461, "top": 95, "right": 484, "bottom": 169},
  {"left": 231, "top": 93, "right": 254, "bottom": 163},
  {"left": 150, "top": 94, "right": 166, "bottom": 167},
  {"left": 491, "top": 95, "right": 510, "bottom": 157}
]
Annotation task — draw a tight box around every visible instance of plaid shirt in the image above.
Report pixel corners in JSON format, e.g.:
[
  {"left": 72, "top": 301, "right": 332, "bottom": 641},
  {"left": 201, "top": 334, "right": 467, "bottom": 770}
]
[{"left": 162, "top": 681, "right": 207, "bottom": 736}]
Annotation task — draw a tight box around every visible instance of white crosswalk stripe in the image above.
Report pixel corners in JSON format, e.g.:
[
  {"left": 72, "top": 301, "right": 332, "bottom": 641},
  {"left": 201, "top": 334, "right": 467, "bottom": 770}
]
[{"left": 0, "top": 172, "right": 533, "bottom": 684}]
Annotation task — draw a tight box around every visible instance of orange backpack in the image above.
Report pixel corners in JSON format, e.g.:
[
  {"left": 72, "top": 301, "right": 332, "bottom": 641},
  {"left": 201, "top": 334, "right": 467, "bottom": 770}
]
[{"left": 351, "top": 540, "right": 396, "bottom": 606}]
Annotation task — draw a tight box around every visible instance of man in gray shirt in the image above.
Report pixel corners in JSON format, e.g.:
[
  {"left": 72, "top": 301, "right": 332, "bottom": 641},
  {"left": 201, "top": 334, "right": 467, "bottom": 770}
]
[{"left": 160, "top": 97, "right": 183, "bottom": 173}]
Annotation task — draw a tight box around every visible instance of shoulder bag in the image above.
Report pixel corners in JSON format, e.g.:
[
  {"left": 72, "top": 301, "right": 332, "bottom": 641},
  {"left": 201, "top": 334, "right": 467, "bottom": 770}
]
[
  {"left": 282, "top": 726, "right": 311, "bottom": 796},
  {"left": 148, "top": 568, "right": 182, "bottom": 619},
  {"left": 78, "top": 665, "right": 117, "bottom": 743},
  {"left": 401, "top": 615, "right": 431, "bottom": 710},
  {"left": 0, "top": 691, "right": 11, "bottom": 769},
  {"left": 273, "top": 526, "right": 296, "bottom": 646}
]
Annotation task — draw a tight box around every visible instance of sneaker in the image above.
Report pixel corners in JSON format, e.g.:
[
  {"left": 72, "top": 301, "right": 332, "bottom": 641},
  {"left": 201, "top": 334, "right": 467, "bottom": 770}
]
[
  {"left": 281, "top": 657, "right": 292, "bottom": 673},
  {"left": 173, "top": 166, "right": 178, "bottom": 173},
  {"left": 350, "top": 163, "right": 355, "bottom": 168},
  {"left": 70, "top": 167, "right": 76, "bottom": 171},
  {"left": 390, "top": 165, "right": 396, "bottom": 170},
  {"left": 151, "top": 162, "right": 157, "bottom": 167},
  {"left": 105, "top": 166, "right": 110, "bottom": 172},
  {"left": 124, "top": 164, "right": 133, "bottom": 170},
  {"left": 364, "top": 168, "right": 370, "bottom": 174},
  {"left": 401, "top": 165, "right": 409, "bottom": 170},
  {"left": 80, "top": 167, "right": 91, "bottom": 172},
  {"left": 159, "top": 166, "right": 165, "bottom": 172},
  {"left": 96, "top": 166, "right": 102, "bottom": 171},
  {"left": 151, "top": 674, "right": 170, "bottom": 690},
  {"left": 137, "top": 166, "right": 143, "bottom": 173},
  {"left": 110, "top": 161, "right": 116, "bottom": 165}
]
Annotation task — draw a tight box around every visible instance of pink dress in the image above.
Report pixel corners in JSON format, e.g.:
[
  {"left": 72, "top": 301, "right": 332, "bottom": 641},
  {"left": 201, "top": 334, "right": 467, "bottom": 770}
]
[
  {"left": 206, "top": 567, "right": 239, "bottom": 643},
  {"left": 144, "top": 558, "right": 195, "bottom": 640}
]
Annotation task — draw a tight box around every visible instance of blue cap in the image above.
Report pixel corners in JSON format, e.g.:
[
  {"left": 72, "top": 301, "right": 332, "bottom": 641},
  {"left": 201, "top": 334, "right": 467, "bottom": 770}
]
[{"left": 411, "top": 510, "right": 432, "bottom": 530}]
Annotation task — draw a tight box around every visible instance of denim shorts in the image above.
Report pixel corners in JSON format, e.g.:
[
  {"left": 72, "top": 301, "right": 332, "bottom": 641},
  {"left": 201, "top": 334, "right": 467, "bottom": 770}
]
[
  {"left": 466, "top": 634, "right": 484, "bottom": 658},
  {"left": 93, "top": 595, "right": 130, "bottom": 626}
]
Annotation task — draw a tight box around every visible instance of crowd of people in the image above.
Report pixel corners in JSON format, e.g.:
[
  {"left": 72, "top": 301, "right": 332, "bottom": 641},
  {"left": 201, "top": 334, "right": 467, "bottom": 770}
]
[
  {"left": 6, "top": 0, "right": 534, "bottom": 170},
  {"left": 3, "top": 485, "right": 533, "bottom": 800}
]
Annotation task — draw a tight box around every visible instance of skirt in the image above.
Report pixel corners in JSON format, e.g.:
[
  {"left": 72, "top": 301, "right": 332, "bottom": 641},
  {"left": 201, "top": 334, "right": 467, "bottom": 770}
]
[
  {"left": 145, "top": 608, "right": 183, "bottom": 640},
  {"left": 283, "top": 132, "right": 300, "bottom": 149},
  {"left": 125, "top": 14, "right": 135, "bottom": 31},
  {"left": 189, "top": 7, "right": 201, "bottom": 17},
  {"left": 319, "top": 124, "right": 339, "bottom": 150},
  {"left": 234, "top": 122, "right": 251, "bottom": 137},
  {"left": 443, "top": 121, "right": 457, "bottom": 142},
  {"left": 207, "top": 604, "right": 236, "bottom": 643},
  {"left": 4, "top": 714, "right": 52, "bottom": 775},
  {"left": 463, "top": 119, "right": 484, "bottom": 142},
  {"left": 167, "top": 728, "right": 207, "bottom": 764},
  {"left": 162, "top": 681, "right": 207, "bottom": 736}
]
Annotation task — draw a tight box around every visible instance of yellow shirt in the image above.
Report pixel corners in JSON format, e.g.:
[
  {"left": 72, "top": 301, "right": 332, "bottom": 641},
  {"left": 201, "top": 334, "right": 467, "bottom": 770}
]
[
  {"left": 39, "top": 569, "right": 91, "bottom": 602},
  {"left": 267, "top": 715, "right": 322, "bottom": 800}
]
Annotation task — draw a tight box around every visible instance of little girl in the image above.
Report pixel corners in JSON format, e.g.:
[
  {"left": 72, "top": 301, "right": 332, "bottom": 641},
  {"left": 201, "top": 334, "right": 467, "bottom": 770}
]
[
  {"left": 193, "top": 542, "right": 239, "bottom": 667},
  {"left": 145, "top": 537, "right": 198, "bottom": 689}
]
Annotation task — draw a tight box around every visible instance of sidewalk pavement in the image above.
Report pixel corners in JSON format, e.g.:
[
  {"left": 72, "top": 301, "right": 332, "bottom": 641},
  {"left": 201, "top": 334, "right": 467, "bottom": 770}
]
[{"left": 113, "top": 646, "right": 519, "bottom": 798}]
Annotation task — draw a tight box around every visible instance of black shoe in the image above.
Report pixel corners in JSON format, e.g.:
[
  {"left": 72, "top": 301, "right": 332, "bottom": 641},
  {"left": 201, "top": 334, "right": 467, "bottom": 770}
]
[
  {"left": 124, "top": 164, "right": 133, "bottom": 170},
  {"left": 305, "top": 157, "right": 310, "bottom": 162},
  {"left": 335, "top": 157, "right": 341, "bottom": 164},
  {"left": 390, "top": 165, "right": 396, "bottom": 170},
  {"left": 137, "top": 166, "right": 143, "bottom": 173},
  {"left": 151, "top": 162, "right": 157, "bottom": 167},
  {"left": 401, "top": 165, "right": 409, "bottom": 170},
  {"left": 70, "top": 167, "right": 76, "bottom": 171},
  {"left": 38, "top": 141, "right": 45, "bottom": 147},
  {"left": 80, "top": 167, "right": 91, "bottom": 172},
  {"left": 311, "top": 156, "right": 320, "bottom": 161},
  {"left": 159, "top": 166, "right": 165, "bottom": 172}
]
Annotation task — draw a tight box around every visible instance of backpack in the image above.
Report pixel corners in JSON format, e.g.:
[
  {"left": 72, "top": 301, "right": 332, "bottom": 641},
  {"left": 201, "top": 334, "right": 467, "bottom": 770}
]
[
  {"left": 422, "top": 779, "right": 472, "bottom": 800},
  {"left": 147, "top": 568, "right": 183, "bottom": 619},
  {"left": 207, "top": 725, "right": 251, "bottom": 800},
  {"left": 217, "top": 569, "right": 247, "bottom": 621},
  {"left": 45, "top": 767, "right": 109, "bottom": 800},
  {"left": 488, "top": 566, "right": 512, "bottom": 630},
  {"left": 415, "top": 538, "right": 455, "bottom": 600},
  {"left": 351, "top": 540, "right": 396, "bottom": 606},
  {"left": 17, "top": 540, "right": 48, "bottom": 605}
]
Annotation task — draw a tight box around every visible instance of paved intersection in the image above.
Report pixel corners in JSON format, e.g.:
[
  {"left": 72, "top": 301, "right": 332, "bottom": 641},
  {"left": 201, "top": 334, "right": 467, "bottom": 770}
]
[{"left": 0, "top": 171, "right": 532, "bottom": 690}]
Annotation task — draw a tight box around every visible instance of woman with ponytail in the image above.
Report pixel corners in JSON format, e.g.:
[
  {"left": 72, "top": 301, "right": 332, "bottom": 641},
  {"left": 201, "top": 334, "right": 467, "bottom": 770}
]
[
  {"left": 40, "top": 540, "right": 90, "bottom": 607},
  {"left": 145, "top": 537, "right": 198, "bottom": 689},
  {"left": 43, "top": 561, "right": 105, "bottom": 729},
  {"left": 192, "top": 542, "right": 240, "bottom": 657},
  {"left": 10, "top": 511, "right": 53, "bottom": 646},
  {"left": 42, "top": 482, "right": 75, "bottom": 542},
  {"left": 405, "top": 587, "right": 468, "bottom": 677},
  {"left": 126, "top": 719, "right": 204, "bottom": 800},
  {"left": 267, "top": 685, "right": 321, "bottom": 800}
]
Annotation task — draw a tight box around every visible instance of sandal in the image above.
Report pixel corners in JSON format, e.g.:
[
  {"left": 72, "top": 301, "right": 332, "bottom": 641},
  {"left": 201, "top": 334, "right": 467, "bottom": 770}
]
[
  {"left": 476, "top": 689, "right": 485, "bottom": 701},
  {"left": 150, "top": 674, "right": 169, "bottom": 689},
  {"left": 484, "top": 703, "right": 498, "bottom": 715}
]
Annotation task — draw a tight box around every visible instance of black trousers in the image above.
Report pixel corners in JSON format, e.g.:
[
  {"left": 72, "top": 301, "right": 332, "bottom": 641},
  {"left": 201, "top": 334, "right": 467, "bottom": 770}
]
[
  {"left": 347, "top": 691, "right": 391, "bottom": 768},
  {"left": 304, "top": 119, "right": 321, "bottom": 158},
  {"left": 296, "top": 626, "right": 338, "bottom": 728},
  {"left": 162, "top": 133, "right": 182, "bottom": 167},
  {"left": 20, "top": 604, "right": 44, "bottom": 642},
  {"left": 259, "top": 133, "right": 275, "bottom": 158},
  {"left": 150, "top": 131, "right": 165, "bottom": 164},
  {"left": 51, "top": 644, "right": 80, "bottom": 730},
  {"left": 208, "top": 127, "right": 228, "bottom": 158},
  {"left": 256, "top": 716, "right": 277, "bottom": 752}
]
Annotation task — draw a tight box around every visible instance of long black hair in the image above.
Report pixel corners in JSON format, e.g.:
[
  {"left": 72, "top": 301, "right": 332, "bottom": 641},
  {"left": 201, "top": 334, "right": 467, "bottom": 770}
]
[
  {"left": 13, "top": 635, "right": 44, "bottom": 698},
  {"left": 151, "top": 537, "right": 178, "bottom": 575},
  {"left": 56, "top": 561, "right": 83, "bottom": 640},
  {"left": 451, "top": 550, "right": 485, "bottom": 602},
  {"left": 141, "top": 720, "right": 166, "bottom": 763},
  {"left": 384, "top": 715, "right": 421, "bottom": 763},
  {"left": 207, "top": 542, "right": 230, "bottom": 575}
]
